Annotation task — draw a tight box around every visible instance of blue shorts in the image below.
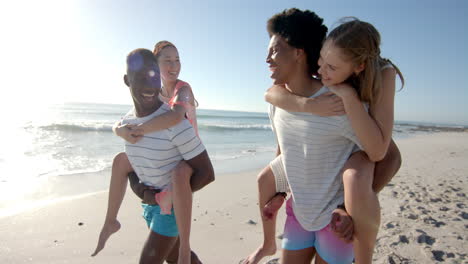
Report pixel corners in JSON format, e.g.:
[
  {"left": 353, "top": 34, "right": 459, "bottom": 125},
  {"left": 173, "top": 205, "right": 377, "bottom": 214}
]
[
  {"left": 141, "top": 204, "right": 179, "bottom": 237},
  {"left": 282, "top": 199, "right": 354, "bottom": 264}
]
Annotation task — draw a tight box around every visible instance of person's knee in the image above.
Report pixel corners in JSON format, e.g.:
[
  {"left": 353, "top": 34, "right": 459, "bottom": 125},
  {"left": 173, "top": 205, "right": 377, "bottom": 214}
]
[
  {"left": 113, "top": 152, "right": 127, "bottom": 163},
  {"left": 113, "top": 152, "right": 132, "bottom": 172},
  {"left": 342, "top": 167, "right": 362, "bottom": 186},
  {"left": 342, "top": 166, "right": 374, "bottom": 197},
  {"left": 343, "top": 152, "right": 374, "bottom": 189},
  {"left": 257, "top": 166, "right": 274, "bottom": 186}
]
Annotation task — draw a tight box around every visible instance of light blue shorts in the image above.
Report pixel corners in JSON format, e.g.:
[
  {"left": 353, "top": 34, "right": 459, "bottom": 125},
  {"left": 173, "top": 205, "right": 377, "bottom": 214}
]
[
  {"left": 282, "top": 199, "right": 354, "bottom": 264},
  {"left": 141, "top": 204, "right": 178, "bottom": 237}
]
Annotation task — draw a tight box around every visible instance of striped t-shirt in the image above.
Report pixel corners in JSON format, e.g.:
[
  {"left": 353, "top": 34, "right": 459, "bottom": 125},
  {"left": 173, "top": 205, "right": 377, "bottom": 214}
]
[
  {"left": 269, "top": 86, "right": 362, "bottom": 231},
  {"left": 122, "top": 103, "right": 205, "bottom": 189}
]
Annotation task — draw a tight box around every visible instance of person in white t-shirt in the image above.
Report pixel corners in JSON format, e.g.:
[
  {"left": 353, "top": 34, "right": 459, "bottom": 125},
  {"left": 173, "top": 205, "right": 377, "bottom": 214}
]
[{"left": 244, "top": 9, "right": 404, "bottom": 264}]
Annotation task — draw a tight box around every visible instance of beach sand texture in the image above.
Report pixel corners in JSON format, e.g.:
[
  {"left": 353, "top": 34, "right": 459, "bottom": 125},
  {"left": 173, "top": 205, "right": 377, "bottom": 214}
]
[{"left": 0, "top": 132, "right": 467, "bottom": 263}]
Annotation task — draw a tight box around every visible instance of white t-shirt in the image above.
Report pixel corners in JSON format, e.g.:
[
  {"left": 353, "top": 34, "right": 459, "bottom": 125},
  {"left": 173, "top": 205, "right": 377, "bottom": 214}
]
[
  {"left": 269, "top": 86, "right": 362, "bottom": 231},
  {"left": 122, "top": 103, "right": 205, "bottom": 189}
]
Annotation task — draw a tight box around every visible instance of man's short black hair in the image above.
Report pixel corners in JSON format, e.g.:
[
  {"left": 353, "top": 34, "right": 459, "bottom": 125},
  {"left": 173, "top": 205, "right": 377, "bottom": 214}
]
[
  {"left": 126, "top": 48, "right": 157, "bottom": 74},
  {"left": 267, "top": 8, "right": 328, "bottom": 76}
]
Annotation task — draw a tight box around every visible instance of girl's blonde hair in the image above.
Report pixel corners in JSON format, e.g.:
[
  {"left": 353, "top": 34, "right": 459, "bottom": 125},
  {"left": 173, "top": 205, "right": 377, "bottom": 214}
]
[{"left": 328, "top": 18, "right": 404, "bottom": 104}]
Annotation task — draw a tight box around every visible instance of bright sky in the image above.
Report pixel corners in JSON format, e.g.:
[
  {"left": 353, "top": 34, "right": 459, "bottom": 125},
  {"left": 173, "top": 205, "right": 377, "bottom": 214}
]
[{"left": 1, "top": 0, "right": 467, "bottom": 125}]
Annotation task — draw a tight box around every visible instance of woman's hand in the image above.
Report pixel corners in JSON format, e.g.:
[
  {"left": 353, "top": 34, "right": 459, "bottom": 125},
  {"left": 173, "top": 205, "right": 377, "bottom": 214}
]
[
  {"left": 328, "top": 83, "right": 358, "bottom": 101},
  {"left": 115, "top": 124, "right": 144, "bottom": 144},
  {"left": 308, "top": 91, "right": 345, "bottom": 116}
]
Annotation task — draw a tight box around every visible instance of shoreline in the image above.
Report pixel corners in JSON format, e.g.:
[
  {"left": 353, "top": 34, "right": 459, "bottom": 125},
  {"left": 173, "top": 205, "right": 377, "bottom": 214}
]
[{"left": 1, "top": 132, "right": 467, "bottom": 263}]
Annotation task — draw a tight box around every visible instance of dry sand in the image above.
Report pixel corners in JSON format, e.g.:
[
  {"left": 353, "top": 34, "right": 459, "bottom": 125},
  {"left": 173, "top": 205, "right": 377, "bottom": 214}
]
[{"left": 0, "top": 132, "right": 467, "bottom": 263}]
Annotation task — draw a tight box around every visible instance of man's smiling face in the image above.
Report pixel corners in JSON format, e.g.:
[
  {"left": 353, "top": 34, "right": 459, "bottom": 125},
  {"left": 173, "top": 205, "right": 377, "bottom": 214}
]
[{"left": 125, "top": 52, "right": 162, "bottom": 113}]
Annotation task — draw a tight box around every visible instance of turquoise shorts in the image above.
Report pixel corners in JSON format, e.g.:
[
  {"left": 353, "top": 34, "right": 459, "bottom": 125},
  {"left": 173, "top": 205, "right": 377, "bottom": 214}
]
[{"left": 141, "top": 204, "right": 179, "bottom": 237}]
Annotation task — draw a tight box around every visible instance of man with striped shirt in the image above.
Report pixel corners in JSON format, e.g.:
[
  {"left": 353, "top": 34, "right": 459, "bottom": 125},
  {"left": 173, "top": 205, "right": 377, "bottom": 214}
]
[
  {"left": 123, "top": 48, "right": 214, "bottom": 264},
  {"left": 244, "top": 9, "right": 357, "bottom": 264}
]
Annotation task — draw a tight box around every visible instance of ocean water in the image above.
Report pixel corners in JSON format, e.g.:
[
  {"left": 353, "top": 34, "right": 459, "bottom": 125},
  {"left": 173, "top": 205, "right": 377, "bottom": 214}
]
[
  {"left": 0, "top": 102, "right": 466, "bottom": 217},
  {"left": 0, "top": 103, "right": 277, "bottom": 217}
]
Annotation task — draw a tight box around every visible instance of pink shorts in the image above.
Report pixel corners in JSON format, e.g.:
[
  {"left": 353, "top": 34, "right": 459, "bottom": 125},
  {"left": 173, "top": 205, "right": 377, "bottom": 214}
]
[{"left": 282, "top": 199, "right": 354, "bottom": 264}]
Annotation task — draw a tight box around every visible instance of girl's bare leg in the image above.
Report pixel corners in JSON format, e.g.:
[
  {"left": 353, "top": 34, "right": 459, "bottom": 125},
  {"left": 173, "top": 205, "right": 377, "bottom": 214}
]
[
  {"left": 243, "top": 165, "right": 279, "bottom": 264},
  {"left": 342, "top": 140, "right": 401, "bottom": 263},
  {"left": 342, "top": 152, "right": 377, "bottom": 264},
  {"left": 92, "top": 152, "right": 134, "bottom": 256},
  {"left": 172, "top": 161, "right": 194, "bottom": 264},
  {"left": 373, "top": 140, "right": 402, "bottom": 193}
]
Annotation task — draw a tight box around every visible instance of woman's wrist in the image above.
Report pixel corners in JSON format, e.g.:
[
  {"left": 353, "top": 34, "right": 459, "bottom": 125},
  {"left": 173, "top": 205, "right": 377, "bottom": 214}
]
[
  {"left": 304, "top": 97, "right": 318, "bottom": 113},
  {"left": 342, "top": 90, "right": 359, "bottom": 104}
]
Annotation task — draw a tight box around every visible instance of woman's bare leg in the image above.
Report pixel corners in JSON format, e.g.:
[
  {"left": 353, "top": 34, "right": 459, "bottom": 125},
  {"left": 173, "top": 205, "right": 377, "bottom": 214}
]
[
  {"left": 92, "top": 152, "right": 134, "bottom": 256},
  {"left": 373, "top": 139, "right": 402, "bottom": 193},
  {"left": 243, "top": 165, "right": 280, "bottom": 264},
  {"left": 341, "top": 139, "right": 401, "bottom": 263},
  {"left": 342, "top": 152, "right": 377, "bottom": 264},
  {"left": 172, "top": 161, "right": 194, "bottom": 264}
]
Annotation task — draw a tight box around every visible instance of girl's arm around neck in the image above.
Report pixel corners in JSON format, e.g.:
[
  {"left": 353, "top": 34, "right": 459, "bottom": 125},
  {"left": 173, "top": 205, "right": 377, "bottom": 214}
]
[
  {"left": 340, "top": 68, "right": 396, "bottom": 162},
  {"left": 265, "top": 85, "right": 345, "bottom": 116},
  {"left": 138, "top": 85, "right": 194, "bottom": 134}
]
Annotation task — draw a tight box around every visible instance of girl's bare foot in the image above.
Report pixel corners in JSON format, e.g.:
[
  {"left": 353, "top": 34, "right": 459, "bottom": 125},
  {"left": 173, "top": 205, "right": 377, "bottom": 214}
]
[{"left": 91, "top": 219, "right": 121, "bottom": 256}]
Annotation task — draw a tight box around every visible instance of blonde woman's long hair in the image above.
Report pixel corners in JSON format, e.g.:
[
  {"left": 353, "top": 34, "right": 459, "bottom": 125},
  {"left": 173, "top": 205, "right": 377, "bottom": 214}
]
[{"left": 327, "top": 18, "right": 404, "bottom": 104}]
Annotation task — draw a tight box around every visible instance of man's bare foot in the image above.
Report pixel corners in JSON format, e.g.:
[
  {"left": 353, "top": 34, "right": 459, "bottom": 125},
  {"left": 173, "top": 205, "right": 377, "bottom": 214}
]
[
  {"left": 91, "top": 219, "right": 121, "bottom": 256},
  {"left": 242, "top": 244, "right": 276, "bottom": 264},
  {"left": 262, "top": 193, "right": 285, "bottom": 220}
]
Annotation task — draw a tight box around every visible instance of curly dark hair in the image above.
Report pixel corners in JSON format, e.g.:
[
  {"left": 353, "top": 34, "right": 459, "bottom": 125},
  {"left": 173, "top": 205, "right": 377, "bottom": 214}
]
[{"left": 267, "top": 8, "right": 328, "bottom": 76}]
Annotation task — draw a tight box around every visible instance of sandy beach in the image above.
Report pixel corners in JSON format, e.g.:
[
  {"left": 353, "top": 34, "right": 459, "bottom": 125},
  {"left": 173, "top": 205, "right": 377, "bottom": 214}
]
[{"left": 1, "top": 132, "right": 467, "bottom": 263}]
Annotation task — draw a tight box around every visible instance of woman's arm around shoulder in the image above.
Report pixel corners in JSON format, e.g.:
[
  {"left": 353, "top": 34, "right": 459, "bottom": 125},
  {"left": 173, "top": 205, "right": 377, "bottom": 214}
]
[
  {"left": 137, "top": 84, "right": 195, "bottom": 134},
  {"left": 265, "top": 85, "right": 344, "bottom": 116},
  {"left": 335, "top": 67, "right": 396, "bottom": 161}
]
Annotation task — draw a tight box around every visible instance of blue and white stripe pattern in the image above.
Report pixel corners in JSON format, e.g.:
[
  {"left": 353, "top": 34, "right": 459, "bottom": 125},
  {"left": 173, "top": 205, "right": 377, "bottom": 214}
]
[
  {"left": 122, "top": 104, "right": 205, "bottom": 189},
  {"left": 270, "top": 86, "right": 363, "bottom": 231}
]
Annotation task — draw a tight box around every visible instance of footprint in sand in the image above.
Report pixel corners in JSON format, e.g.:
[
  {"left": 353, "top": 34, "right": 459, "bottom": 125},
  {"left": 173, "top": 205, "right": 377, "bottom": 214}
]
[
  {"left": 406, "top": 213, "right": 418, "bottom": 220},
  {"left": 439, "top": 206, "right": 450, "bottom": 212},
  {"left": 461, "top": 212, "right": 468, "bottom": 219},
  {"left": 387, "top": 253, "right": 411, "bottom": 264},
  {"left": 417, "top": 234, "right": 435, "bottom": 245},
  {"left": 432, "top": 250, "right": 445, "bottom": 261},
  {"left": 399, "top": 235, "right": 409, "bottom": 244},
  {"left": 423, "top": 217, "right": 446, "bottom": 227}
]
